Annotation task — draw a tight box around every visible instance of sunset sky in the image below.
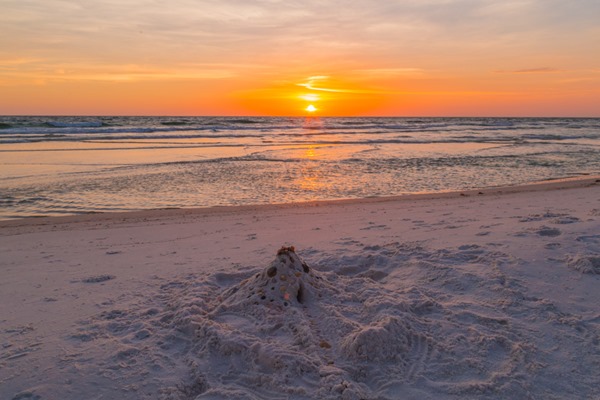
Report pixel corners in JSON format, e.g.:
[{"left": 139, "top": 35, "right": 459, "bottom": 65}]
[{"left": 1, "top": 0, "right": 599, "bottom": 116}]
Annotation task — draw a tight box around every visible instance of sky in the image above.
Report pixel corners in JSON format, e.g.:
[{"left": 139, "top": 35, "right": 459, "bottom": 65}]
[{"left": 1, "top": 0, "right": 599, "bottom": 116}]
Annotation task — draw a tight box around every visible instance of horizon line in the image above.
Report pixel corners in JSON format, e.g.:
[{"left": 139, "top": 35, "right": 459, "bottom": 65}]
[{"left": 2, "top": 114, "right": 599, "bottom": 119}]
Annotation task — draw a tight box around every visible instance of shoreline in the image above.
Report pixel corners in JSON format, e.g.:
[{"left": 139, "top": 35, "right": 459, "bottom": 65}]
[{"left": 2, "top": 174, "right": 598, "bottom": 232}]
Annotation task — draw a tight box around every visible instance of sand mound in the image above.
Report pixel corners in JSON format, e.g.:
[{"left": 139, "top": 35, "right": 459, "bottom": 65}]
[
  {"left": 155, "top": 246, "right": 535, "bottom": 399},
  {"left": 567, "top": 254, "right": 600, "bottom": 274},
  {"left": 340, "top": 316, "right": 412, "bottom": 362},
  {"left": 217, "top": 246, "right": 327, "bottom": 312}
]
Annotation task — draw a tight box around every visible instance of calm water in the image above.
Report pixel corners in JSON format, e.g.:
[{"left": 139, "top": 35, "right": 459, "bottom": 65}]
[{"left": 1, "top": 116, "right": 599, "bottom": 219}]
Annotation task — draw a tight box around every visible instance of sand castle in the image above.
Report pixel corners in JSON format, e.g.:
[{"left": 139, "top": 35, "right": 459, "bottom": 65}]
[{"left": 219, "top": 246, "right": 326, "bottom": 311}]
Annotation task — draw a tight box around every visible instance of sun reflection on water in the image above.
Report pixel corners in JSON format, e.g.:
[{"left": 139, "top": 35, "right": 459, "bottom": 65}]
[
  {"left": 302, "top": 116, "right": 323, "bottom": 131},
  {"left": 304, "top": 146, "right": 316, "bottom": 159},
  {"left": 296, "top": 145, "right": 330, "bottom": 193}
]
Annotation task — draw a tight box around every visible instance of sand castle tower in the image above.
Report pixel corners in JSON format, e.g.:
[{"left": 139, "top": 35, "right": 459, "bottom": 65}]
[{"left": 218, "top": 246, "right": 326, "bottom": 311}]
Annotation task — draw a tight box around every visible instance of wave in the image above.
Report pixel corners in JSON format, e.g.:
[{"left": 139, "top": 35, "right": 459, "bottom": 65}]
[
  {"left": 77, "top": 149, "right": 598, "bottom": 178},
  {"left": 1, "top": 131, "right": 596, "bottom": 146},
  {"left": 45, "top": 121, "right": 105, "bottom": 128},
  {"left": 161, "top": 121, "right": 192, "bottom": 126},
  {"left": 228, "top": 118, "right": 264, "bottom": 124},
  {"left": 159, "top": 118, "right": 263, "bottom": 126},
  {"left": 0, "top": 117, "right": 537, "bottom": 135},
  {"left": 1, "top": 117, "right": 598, "bottom": 147}
]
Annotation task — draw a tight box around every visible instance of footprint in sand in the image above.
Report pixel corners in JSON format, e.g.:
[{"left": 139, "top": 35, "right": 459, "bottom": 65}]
[
  {"left": 545, "top": 242, "right": 562, "bottom": 249},
  {"left": 11, "top": 391, "right": 41, "bottom": 400},
  {"left": 536, "top": 226, "right": 562, "bottom": 237},
  {"left": 576, "top": 235, "right": 600, "bottom": 244},
  {"left": 82, "top": 274, "right": 115, "bottom": 283},
  {"left": 514, "top": 226, "right": 562, "bottom": 237},
  {"left": 552, "top": 216, "right": 580, "bottom": 224},
  {"left": 360, "top": 223, "right": 389, "bottom": 231}
]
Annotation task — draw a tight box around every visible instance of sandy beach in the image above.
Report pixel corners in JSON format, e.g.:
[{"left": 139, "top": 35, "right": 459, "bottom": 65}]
[{"left": 1, "top": 176, "right": 599, "bottom": 399}]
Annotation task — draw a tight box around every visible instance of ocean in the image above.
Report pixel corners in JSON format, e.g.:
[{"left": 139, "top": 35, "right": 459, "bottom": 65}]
[{"left": 0, "top": 116, "right": 599, "bottom": 219}]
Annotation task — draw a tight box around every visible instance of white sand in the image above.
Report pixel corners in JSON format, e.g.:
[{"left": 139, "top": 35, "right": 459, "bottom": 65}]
[{"left": 1, "top": 177, "right": 599, "bottom": 399}]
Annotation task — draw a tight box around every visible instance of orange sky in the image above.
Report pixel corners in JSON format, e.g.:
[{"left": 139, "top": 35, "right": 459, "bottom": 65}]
[{"left": 1, "top": 1, "right": 599, "bottom": 116}]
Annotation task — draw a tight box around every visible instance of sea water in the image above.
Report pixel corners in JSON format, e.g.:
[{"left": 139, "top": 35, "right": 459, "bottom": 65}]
[{"left": 0, "top": 116, "right": 599, "bottom": 219}]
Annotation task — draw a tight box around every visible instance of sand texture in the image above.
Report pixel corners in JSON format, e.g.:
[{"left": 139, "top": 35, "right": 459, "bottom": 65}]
[{"left": 1, "top": 178, "right": 599, "bottom": 399}]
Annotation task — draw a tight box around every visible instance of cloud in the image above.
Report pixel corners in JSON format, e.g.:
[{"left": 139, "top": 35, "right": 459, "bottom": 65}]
[
  {"left": 0, "top": 60, "right": 238, "bottom": 86},
  {"left": 353, "top": 68, "right": 426, "bottom": 77},
  {"left": 0, "top": 57, "right": 43, "bottom": 66},
  {"left": 296, "top": 76, "right": 344, "bottom": 93},
  {"left": 514, "top": 68, "right": 562, "bottom": 73},
  {"left": 2, "top": 0, "right": 598, "bottom": 92},
  {"left": 496, "top": 68, "right": 563, "bottom": 74},
  {"left": 296, "top": 75, "right": 388, "bottom": 95},
  {"left": 65, "top": 69, "right": 237, "bottom": 82}
]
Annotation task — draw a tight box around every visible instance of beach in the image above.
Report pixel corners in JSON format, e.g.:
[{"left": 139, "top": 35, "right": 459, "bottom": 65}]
[
  {"left": 1, "top": 176, "right": 599, "bottom": 399},
  {"left": 4, "top": 0, "right": 600, "bottom": 397}
]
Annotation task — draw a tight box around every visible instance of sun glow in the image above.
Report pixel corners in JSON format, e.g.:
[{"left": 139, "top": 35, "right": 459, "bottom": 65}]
[{"left": 305, "top": 104, "right": 317, "bottom": 113}]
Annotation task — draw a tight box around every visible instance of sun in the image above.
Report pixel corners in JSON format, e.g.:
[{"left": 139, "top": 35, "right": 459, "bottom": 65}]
[{"left": 305, "top": 104, "right": 317, "bottom": 113}]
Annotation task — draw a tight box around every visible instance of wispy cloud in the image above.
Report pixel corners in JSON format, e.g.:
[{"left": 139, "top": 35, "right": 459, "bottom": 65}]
[
  {"left": 353, "top": 68, "right": 426, "bottom": 77},
  {"left": 514, "top": 68, "right": 562, "bottom": 73},
  {"left": 2, "top": 0, "right": 599, "bottom": 69},
  {"left": 0, "top": 60, "right": 238, "bottom": 85},
  {"left": 0, "top": 57, "right": 43, "bottom": 66},
  {"left": 496, "top": 67, "right": 563, "bottom": 74},
  {"left": 296, "top": 76, "right": 385, "bottom": 94},
  {"left": 296, "top": 76, "right": 347, "bottom": 93},
  {"left": 63, "top": 69, "right": 237, "bottom": 82}
]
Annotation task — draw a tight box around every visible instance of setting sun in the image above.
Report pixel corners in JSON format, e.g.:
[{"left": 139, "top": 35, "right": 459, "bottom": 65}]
[{"left": 305, "top": 104, "right": 317, "bottom": 113}]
